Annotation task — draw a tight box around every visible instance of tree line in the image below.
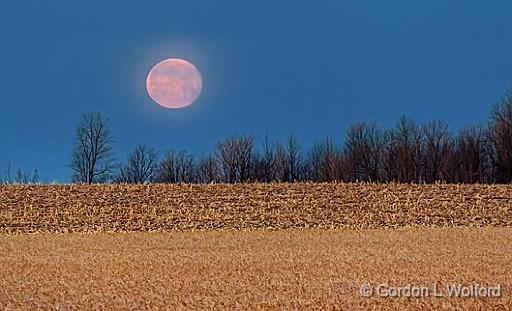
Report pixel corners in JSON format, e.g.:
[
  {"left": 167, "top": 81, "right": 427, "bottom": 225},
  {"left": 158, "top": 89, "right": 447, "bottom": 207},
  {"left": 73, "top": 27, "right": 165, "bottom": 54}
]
[
  {"left": 71, "top": 88, "right": 512, "bottom": 184},
  {"left": 0, "top": 162, "right": 39, "bottom": 184}
]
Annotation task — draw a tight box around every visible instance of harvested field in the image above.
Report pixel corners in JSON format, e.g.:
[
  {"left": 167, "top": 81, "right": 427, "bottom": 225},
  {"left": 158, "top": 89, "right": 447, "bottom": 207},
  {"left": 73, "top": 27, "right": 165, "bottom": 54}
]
[
  {"left": 0, "top": 228, "right": 511, "bottom": 310},
  {"left": 0, "top": 183, "right": 511, "bottom": 233},
  {"left": 1, "top": 184, "right": 512, "bottom": 310}
]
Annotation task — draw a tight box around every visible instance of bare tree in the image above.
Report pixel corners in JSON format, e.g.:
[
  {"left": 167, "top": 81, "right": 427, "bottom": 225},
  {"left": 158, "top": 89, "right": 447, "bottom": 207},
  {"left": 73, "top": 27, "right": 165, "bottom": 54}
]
[
  {"left": 257, "top": 133, "right": 276, "bottom": 182},
  {"left": 422, "top": 120, "right": 452, "bottom": 182},
  {"left": 115, "top": 144, "right": 158, "bottom": 183},
  {"left": 284, "top": 135, "right": 302, "bottom": 182},
  {"left": 488, "top": 89, "right": 512, "bottom": 183},
  {"left": 216, "top": 137, "right": 238, "bottom": 183},
  {"left": 272, "top": 136, "right": 302, "bottom": 182},
  {"left": 216, "top": 135, "right": 254, "bottom": 183},
  {"left": 156, "top": 150, "right": 195, "bottom": 183},
  {"left": 307, "top": 137, "right": 343, "bottom": 182},
  {"left": 237, "top": 136, "right": 254, "bottom": 182},
  {"left": 61, "top": 92, "right": 512, "bottom": 185},
  {"left": 344, "top": 122, "right": 386, "bottom": 182},
  {"left": 455, "top": 126, "right": 490, "bottom": 183},
  {"left": 274, "top": 142, "right": 288, "bottom": 182},
  {"left": 71, "top": 113, "right": 115, "bottom": 184},
  {"left": 196, "top": 153, "right": 220, "bottom": 183},
  {"left": 385, "top": 116, "right": 424, "bottom": 183}
]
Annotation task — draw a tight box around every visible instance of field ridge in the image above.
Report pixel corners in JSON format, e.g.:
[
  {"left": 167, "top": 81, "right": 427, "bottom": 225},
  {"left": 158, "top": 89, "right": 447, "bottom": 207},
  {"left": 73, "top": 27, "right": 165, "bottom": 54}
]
[{"left": 1, "top": 183, "right": 511, "bottom": 233}]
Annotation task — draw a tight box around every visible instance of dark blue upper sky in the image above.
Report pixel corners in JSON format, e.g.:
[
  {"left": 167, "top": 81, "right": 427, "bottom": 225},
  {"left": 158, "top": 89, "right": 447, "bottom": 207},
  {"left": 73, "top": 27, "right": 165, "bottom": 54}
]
[{"left": 1, "top": 0, "right": 511, "bottom": 182}]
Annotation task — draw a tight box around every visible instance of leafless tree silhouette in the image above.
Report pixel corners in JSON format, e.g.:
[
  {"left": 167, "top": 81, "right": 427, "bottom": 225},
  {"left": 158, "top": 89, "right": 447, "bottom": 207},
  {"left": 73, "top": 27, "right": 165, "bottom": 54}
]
[
  {"left": 216, "top": 135, "right": 254, "bottom": 183},
  {"left": 385, "top": 116, "right": 424, "bottom": 183},
  {"left": 345, "top": 122, "right": 386, "bottom": 182},
  {"left": 255, "top": 133, "right": 276, "bottom": 182},
  {"left": 422, "top": 120, "right": 452, "bottom": 182},
  {"left": 71, "top": 113, "right": 115, "bottom": 184},
  {"left": 284, "top": 135, "right": 302, "bottom": 182},
  {"left": 455, "top": 126, "right": 490, "bottom": 183},
  {"left": 63, "top": 85, "right": 512, "bottom": 185},
  {"left": 488, "top": 89, "right": 512, "bottom": 183},
  {"left": 115, "top": 144, "right": 158, "bottom": 183},
  {"left": 307, "top": 137, "right": 343, "bottom": 182},
  {"left": 156, "top": 150, "right": 195, "bottom": 183},
  {"left": 196, "top": 153, "right": 220, "bottom": 183}
]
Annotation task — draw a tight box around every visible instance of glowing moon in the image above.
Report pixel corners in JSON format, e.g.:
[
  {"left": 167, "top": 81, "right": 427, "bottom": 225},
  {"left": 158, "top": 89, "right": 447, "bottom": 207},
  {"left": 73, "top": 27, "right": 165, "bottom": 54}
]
[{"left": 146, "top": 58, "right": 202, "bottom": 109}]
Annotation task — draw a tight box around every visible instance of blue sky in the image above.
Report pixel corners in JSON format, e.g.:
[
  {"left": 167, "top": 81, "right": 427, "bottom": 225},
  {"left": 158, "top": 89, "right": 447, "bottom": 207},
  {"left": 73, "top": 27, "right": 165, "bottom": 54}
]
[{"left": 1, "top": 0, "right": 511, "bottom": 182}]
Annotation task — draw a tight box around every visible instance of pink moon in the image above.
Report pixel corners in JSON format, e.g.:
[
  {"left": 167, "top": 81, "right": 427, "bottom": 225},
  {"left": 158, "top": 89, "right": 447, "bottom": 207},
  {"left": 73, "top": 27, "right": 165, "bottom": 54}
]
[{"left": 146, "top": 58, "right": 203, "bottom": 109}]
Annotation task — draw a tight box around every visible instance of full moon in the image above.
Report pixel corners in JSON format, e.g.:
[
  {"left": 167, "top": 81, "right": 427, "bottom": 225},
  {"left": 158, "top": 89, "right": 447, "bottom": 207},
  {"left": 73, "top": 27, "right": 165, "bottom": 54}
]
[{"left": 146, "top": 58, "right": 202, "bottom": 109}]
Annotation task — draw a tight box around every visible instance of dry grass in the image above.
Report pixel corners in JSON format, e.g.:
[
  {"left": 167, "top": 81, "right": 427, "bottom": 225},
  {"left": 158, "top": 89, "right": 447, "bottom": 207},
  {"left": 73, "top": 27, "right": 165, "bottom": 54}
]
[
  {"left": 0, "top": 228, "right": 510, "bottom": 310},
  {"left": 1, "top": 184, "right": 511, "bottom": 309},
  {"left": 1, "top": 183, "right": 511, "bottom": 233}
]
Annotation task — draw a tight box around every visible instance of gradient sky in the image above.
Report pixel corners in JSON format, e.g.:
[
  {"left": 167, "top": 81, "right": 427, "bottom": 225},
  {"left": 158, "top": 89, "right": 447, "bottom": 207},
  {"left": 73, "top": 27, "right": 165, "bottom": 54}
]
[{"left": 1, "top": 0, "right": 511, "bottom": 182}]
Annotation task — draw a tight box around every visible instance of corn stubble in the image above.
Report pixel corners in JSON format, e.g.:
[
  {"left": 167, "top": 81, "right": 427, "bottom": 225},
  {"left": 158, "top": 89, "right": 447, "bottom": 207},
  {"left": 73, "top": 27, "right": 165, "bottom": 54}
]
[
  {"left": 0, "top": 183, "right": 511, "bottom": 233},
  {"left": 1, "top": 183, "right": 511, "bottom": 310}
]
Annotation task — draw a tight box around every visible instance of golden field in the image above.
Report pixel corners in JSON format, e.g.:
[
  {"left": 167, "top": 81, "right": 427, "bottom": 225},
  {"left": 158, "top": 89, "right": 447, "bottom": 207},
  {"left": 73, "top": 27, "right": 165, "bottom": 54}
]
[
  {"left": 0, "top": 183, "right": 511, "bottom": 233},
  {"left": 0, "top": 229, "right": 511, "bottom": 310},
  {"left": 1, "top": 183, "right": 511, "bottom": 310}
]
